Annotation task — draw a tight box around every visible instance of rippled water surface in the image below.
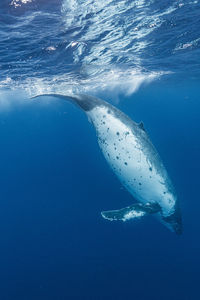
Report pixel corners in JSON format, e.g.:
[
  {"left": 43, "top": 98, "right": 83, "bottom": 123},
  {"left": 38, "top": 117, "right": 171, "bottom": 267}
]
[{"left": 1, "top": 0, "right": 200, "bottom": 94}]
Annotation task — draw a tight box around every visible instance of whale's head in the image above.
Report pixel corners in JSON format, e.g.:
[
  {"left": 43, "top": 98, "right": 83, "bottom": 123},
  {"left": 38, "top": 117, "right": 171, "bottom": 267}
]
[{"left": 162, "top": 204, "right": 182, "bottom": 235}]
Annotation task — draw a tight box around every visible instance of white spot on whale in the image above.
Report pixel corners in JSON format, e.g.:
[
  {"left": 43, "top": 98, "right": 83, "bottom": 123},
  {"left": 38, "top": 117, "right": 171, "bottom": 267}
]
[{"left": 123, "top": 211, "right": 145, "bottom": 221}]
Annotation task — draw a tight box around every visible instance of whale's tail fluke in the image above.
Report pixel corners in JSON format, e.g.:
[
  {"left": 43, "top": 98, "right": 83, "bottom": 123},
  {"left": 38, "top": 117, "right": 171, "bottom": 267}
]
[{"left": 101, "top": 202, "right": 160, "bottom": 222}]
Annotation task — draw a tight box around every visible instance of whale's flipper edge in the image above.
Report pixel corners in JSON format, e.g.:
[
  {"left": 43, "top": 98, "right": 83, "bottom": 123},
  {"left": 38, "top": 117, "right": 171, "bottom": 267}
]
[
  {"left": 31, "top": 93, "right": 104, "bottom": 111},
  {"left": 101, "top": 202, "right": 160, "bottom": 222},
  {"left": 31, "top": 93, "right": 78, "bottom": 102}
]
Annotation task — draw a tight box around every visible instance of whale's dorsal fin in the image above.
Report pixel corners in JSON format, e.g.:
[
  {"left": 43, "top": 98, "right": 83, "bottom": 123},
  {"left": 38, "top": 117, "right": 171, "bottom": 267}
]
[
  {"left": 138, "top": 122, "right": 145, "bottom": 132},
  {"left": 101, "top": 202, "right": 160, "bottom": 222}
]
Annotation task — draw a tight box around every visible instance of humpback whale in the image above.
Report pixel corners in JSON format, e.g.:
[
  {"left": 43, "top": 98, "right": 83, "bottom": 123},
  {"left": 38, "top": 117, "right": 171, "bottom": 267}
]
[{"left": 33, "top": 93, "right": 182, "bottom": 234}]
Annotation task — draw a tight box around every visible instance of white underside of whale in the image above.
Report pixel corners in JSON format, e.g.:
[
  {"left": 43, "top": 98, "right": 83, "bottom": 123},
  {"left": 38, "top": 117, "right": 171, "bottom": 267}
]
[{"left": 87, "top": 106, "right": 176, "bottom": 217}]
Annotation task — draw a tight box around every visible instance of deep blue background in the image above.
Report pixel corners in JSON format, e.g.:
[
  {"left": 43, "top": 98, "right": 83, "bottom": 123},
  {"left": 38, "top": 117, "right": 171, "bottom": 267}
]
[
  {"left": 0, "top": 80, "right": 200, "bottom": 300},
  {"left": 0, "top": 0, "right": 200, "bottom": 299}
]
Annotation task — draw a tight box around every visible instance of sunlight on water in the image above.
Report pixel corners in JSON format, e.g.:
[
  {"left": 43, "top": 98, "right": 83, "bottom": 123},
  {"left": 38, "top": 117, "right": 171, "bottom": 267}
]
[
  {"left": 0, "top": 0, "right": 199, "bottom": 97},
  {"left": 10, "top": 0, "right": 32, "bottom": 8}
]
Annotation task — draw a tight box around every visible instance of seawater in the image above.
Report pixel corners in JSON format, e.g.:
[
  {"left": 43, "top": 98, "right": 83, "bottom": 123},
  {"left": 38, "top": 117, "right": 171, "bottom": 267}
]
[{"left": 0, "top": 1, "right": 200, "bottom": 299}]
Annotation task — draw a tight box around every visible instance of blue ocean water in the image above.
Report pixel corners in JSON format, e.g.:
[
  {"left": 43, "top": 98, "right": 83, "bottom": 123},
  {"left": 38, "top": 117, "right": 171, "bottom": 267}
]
[{"left": 0, "top": 1, "right": 200, "bottom": 299}]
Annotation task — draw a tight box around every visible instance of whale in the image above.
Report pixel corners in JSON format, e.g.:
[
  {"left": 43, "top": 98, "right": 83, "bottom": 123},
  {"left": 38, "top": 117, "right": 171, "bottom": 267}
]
[{"left": 33, "top": 93, "right": 182, "bottom": 234}]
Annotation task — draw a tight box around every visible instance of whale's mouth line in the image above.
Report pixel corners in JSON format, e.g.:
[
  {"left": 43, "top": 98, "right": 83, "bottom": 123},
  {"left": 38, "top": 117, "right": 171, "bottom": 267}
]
[{"left": 162, "top": 211, "right": 183, "bottom": 235}]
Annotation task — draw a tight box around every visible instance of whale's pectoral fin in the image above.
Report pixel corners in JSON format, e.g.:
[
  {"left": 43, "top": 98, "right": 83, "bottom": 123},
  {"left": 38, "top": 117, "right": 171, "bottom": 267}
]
[
  {"left": 101, "top": 202, "right": 160, "bottom": 222},
  {"left": 31, "top": 93, "right": 101, "bottom": 111}
]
